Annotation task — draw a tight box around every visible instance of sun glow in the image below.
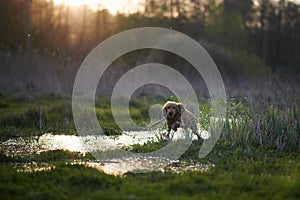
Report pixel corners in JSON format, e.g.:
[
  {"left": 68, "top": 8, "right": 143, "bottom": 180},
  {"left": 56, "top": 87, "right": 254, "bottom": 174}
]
[{"left": 53, "top": 0, "right": 144, "bottom": 14}]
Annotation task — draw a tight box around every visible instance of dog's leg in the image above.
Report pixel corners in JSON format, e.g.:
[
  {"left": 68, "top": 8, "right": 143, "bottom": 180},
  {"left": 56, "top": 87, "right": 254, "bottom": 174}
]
[
  {"left": 171, "top": 121, "right": 180, "bottom": 132},
  {"left": 165, "top": 122, "right": 172, "bottom": 138},
  {"left": 191, "top": 123, "right": 201, "bottom": 140}
]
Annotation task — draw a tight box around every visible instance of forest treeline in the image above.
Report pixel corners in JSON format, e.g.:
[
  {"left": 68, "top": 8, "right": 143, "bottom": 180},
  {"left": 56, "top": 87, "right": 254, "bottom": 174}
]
[{"left": 0, "top": 0, "right": 299, "bottom": 94}]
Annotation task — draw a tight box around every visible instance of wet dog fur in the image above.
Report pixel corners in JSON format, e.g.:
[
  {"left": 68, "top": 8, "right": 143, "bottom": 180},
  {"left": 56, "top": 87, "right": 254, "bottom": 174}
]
[{"left": 162, "top": 101, "right": 200, "bottom": 139}]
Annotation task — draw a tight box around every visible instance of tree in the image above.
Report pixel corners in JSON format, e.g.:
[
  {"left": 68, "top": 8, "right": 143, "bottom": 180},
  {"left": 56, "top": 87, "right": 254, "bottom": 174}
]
[
  {"left": 25, "top": 0, "right": 32, "bottom": 58},
  {"left": 0, "top": 0, "right": 27, "bottom": 51}
]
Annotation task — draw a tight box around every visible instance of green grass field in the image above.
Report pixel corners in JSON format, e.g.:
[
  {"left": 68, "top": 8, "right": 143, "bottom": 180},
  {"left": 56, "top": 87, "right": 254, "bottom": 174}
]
[{"left": 0, "top": 92, "right": 300, "bottom": 199}]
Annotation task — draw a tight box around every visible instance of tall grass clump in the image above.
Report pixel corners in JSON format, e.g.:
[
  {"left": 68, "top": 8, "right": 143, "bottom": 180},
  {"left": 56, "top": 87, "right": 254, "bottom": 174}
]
[{"left": 222, "top": 96, "right": 300, "bottom": 150}]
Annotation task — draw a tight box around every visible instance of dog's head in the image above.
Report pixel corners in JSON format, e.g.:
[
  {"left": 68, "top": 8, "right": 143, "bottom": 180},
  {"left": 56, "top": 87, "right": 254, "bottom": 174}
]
[{"left": 162, "top": 101, "right": 184, "bottom": 119}]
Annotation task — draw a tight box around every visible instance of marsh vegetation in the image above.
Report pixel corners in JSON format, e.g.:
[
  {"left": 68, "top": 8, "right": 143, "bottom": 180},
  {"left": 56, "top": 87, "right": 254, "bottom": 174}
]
[{"left": 0, "top": 92, "right": 300, "bottom": 199}]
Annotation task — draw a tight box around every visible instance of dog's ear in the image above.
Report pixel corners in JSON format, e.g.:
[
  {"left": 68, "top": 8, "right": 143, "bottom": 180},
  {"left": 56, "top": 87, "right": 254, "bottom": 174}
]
[
  {"left": 176, "top": 103, "right": 185, "bottom": 115},
  {"left": 162, "top": 104, "right": 167, "bottom": 118}
]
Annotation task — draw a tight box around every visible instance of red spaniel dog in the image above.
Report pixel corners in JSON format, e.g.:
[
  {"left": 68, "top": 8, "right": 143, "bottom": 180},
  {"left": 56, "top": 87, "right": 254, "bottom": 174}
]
[{"left": 162, "top": 101, "right": 200, "bottom": 139}]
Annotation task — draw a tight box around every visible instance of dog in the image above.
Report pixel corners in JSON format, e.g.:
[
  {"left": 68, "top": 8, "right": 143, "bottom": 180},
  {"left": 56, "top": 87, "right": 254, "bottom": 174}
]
[{"left": 162, "top": 101, "right": 200, "bottom": 139}]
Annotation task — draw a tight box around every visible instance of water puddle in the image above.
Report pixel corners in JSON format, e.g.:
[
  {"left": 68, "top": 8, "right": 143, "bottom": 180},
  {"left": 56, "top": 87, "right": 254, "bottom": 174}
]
[
  {"left": 1, "top": 131, "right": 157, "bottom": 155},
  {"left": 77, "top": 159, "right": 214, "bottom": 176},
  {"left": 1, "top": 130, "right": 213, "bottom": 175},
  {"left": 14, "top": 159, "right": 213, "bottom": 176}
]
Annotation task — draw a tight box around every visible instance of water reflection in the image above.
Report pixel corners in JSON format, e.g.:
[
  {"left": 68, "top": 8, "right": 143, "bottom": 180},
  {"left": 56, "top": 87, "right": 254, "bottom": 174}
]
[
  {"left": 1, "top": 130, "right": 204, "bottom": 155},
  {"left": 1, "top": 131, "right": 156, "bottom": 156},
  {"left": 14, "top": 159, "right": 213, "bottom": 176},
  {"left": 1, "top": 130, "right": 213, "bottom": 175},
  {"left": 80, "top": 159, "right": 214, "bottom": 176}
]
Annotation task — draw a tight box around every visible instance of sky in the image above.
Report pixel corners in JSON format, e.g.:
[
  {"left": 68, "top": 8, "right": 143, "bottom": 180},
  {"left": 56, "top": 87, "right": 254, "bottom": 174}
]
[
  {"left": 53, "top": 0, "right": 300, "bottom": 15},
  {"left": 52, "top": 0, "right": 144, "bottom": 14}
]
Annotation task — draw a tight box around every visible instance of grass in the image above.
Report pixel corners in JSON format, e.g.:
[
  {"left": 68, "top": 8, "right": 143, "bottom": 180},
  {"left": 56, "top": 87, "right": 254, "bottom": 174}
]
[
  {"left": 0, "top": 92, "right": 75, "bottom": 140},
  {"left": 3, "top": 92, "right": 298, "bottom": 151},
  {"left": 0, "top": 92, "right": 300, "bottom": 199},
  {"left": 0, "top": 92, "right": 168, "bottom": 140},
  {"left": 221, "top": 96, "right": 300, "bottom": 150},
  {"left": 0, "top": 93, "right": 121, "bottom": 140},
  {"left": 0, "top": 144, "right": 300, "bottom": 199}
]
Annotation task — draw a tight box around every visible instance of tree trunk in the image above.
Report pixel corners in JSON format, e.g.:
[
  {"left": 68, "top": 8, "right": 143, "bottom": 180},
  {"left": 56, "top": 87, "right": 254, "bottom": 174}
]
[{"left": 25, "top": 0, "right": 32, "bottom": 59}]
